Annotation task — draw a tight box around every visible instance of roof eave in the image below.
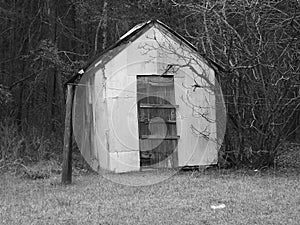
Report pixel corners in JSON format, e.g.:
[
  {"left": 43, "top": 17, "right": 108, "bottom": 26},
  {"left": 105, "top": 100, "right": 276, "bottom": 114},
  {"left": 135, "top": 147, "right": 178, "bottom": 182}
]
[{"left": 65, "top": 19, "right": 226, "bottom": 86}]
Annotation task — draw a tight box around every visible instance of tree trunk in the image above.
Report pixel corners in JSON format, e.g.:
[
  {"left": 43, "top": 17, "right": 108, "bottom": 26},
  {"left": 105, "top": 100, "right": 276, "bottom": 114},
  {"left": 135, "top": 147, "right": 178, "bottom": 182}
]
[
  {"left": 44, "top": 0, "right": 58, "bottom": 136},
  {"left": 94, "top": 0, "right": 108, "bottom": 55},
  {"left": 61, "top": 84, "right": 74, "bottom": 184}
]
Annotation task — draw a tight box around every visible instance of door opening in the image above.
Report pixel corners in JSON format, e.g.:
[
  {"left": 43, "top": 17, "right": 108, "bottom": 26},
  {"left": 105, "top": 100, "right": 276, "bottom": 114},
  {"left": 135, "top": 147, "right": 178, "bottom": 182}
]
[{"left": 137, "top": 76, "right": 179, "bottom": 168}]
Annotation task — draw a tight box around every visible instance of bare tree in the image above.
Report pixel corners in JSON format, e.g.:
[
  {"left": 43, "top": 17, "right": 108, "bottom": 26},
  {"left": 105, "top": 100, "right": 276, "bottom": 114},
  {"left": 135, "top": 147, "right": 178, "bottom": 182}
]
[{"left": 169, "top": 0, "right": 300, "bottom": 167}]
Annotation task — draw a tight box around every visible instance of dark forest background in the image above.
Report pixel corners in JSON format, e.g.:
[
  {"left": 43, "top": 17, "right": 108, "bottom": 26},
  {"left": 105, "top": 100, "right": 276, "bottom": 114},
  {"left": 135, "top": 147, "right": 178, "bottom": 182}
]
[{"left": 1, "top": 0, "right": 299, "bottom": 169}]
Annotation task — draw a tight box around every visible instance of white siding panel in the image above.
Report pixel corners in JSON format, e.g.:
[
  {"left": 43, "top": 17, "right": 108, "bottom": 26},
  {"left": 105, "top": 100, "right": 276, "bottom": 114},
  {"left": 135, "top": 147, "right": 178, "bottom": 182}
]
[
  {"left": 126, "top": 29, "right": 159, "bottom": 76},
  {"left": 175, "top": 70, "right": 217, "bottom": 166},
  {"left": 94, "top": 68, "right": 110, "bottom": 170},
  {"left": 109, "top": 151, "right": 140, "bottom": 173},
  {"left": 105, "top": 48, "right": 139, "bottom": 154}
]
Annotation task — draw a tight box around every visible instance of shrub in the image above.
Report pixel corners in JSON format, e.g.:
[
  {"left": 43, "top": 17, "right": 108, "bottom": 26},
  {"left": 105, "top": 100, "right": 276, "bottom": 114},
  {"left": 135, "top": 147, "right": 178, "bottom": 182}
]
[{"left": 0, "top": 118, "right": 61, "bottom": 163}]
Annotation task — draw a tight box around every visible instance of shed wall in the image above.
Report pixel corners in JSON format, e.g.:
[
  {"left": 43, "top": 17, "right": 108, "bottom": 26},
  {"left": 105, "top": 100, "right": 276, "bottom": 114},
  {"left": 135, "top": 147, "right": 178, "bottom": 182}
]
[
  {"left": 73, "top": 72, "right": 99, "bottom": 170},
  {"left": 102, "top": 28, "right": 162, "bottom": 172},
  {"left": 91, "top": 25, "right": 218, "bottom": 172},
  {"left": 93, "top": 68, "right": 110, "bottom": 170}
]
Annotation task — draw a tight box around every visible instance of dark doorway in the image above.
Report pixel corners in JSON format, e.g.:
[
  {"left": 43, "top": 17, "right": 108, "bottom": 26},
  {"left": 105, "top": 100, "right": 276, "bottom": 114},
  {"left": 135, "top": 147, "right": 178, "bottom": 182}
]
[{"left": 137, "top": 76, "right": 179, "bottom": 168}]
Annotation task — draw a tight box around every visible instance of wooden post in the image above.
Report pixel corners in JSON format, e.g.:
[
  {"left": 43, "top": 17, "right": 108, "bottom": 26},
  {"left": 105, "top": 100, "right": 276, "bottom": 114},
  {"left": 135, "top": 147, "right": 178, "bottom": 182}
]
[{"left": 61, "top": 84, "right": 75, "bottom": 184}]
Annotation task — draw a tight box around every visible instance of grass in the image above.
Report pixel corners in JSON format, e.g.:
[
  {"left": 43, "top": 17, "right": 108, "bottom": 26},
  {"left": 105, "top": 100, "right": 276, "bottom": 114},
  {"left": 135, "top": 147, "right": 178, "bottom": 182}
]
[{"left": 1, "top": 168, "right": 299, "bottom": 225}]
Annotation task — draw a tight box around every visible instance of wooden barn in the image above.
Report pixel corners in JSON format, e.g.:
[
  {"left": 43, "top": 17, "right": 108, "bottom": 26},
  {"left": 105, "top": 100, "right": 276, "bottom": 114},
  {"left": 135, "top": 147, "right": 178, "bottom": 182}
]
[{"left": 66, "top": 20, "right": 220, "bottom": 173}]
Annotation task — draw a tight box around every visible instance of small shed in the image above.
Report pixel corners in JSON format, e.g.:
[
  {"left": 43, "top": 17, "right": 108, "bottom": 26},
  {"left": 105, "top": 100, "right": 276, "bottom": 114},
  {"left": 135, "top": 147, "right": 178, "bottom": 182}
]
[{"left": 67, "top": 20, "right": 221, "bottom": 173}]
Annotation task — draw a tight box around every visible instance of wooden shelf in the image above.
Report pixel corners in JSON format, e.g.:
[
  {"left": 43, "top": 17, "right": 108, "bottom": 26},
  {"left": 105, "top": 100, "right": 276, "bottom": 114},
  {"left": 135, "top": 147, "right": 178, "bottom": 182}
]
[
  {"left": 166, "top": 120, "right": 176, "bottom": 124},
  {"left": 140, "top": 135, "right": 180, "bottom": 140},
  {"left": 139, "top": 103, "right": 178, "bottom": 109},
  {"left": 139, "top": 120, "right": 176, "bottom": 124}
]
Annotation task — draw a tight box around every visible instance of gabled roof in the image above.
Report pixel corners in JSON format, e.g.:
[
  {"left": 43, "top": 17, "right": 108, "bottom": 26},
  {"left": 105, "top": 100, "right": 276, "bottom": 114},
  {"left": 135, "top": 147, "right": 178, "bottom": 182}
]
[{"left": 66, "top": 19, "right": 224, "bottom": 85}]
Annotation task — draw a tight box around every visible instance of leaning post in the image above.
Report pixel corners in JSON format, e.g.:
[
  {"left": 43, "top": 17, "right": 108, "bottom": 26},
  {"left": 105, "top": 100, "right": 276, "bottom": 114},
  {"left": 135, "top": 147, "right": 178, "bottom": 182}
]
[{"left": 61, "top": 84, "right": 75, "bottom": 184}]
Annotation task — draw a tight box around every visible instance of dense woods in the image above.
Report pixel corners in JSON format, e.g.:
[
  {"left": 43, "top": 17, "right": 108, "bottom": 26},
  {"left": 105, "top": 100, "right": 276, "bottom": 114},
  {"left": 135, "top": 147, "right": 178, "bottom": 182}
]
[{"left": 1, "top": 0, "right": 299, "bottom": 168}]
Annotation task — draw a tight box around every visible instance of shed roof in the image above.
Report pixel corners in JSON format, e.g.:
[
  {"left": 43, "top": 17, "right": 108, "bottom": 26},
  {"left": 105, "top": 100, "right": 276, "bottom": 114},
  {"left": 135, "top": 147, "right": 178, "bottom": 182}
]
[{"left": 66, "top": 19, "right": 224, "bottom": 85}]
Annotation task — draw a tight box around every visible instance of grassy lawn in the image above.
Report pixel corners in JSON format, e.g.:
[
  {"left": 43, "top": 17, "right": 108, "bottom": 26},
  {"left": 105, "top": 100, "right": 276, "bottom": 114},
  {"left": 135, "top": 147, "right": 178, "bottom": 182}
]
[{"left": 1, "top": 168, "right": 299, "bottom": 225}]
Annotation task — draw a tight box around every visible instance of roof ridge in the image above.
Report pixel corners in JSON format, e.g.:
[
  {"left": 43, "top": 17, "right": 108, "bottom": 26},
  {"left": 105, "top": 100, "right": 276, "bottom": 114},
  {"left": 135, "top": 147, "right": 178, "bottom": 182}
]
[{"left": 65, "top": 20, "right": 224, "bottom": 85}]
